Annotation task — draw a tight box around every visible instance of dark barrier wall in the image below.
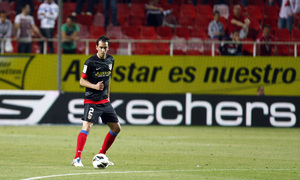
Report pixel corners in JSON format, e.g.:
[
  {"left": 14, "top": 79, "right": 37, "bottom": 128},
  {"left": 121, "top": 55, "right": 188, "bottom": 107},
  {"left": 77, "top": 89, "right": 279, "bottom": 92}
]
[{"left": 1, "top": 90, "right": 298, "bottom": 127}]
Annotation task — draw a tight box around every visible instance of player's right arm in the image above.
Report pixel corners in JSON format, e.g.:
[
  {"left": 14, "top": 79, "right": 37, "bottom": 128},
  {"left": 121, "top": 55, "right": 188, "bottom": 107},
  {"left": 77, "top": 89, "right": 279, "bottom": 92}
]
[
  {"left": 80, "top": 62, "right": 104, "bottom": 91},
  {"left": 80, "top": 78, "right": 104, "bottom": 91}
]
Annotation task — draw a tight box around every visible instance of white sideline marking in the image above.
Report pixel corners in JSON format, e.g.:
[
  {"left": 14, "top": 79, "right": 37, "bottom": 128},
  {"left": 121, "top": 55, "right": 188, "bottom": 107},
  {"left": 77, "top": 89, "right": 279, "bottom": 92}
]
[{"left": 21, "top": 169, "right": 300, "bottom": 180}]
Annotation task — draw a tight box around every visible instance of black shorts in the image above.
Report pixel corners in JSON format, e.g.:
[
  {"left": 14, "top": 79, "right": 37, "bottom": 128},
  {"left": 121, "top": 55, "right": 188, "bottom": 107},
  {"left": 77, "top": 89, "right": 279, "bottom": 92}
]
[{"left": 83, "top": 102, "right": 119, "bottom": 124}]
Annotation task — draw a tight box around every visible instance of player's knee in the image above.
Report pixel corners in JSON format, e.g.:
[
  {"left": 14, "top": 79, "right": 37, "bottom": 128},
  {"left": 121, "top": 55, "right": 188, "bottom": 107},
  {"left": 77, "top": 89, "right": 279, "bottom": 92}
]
[
  {"left": 111, "top": 125, "right": 121, "bottom": 134},
  {"left": 82, "top": 122, "right": 93, "bottom": 132},
  {"left": 116, "top": 126, "right": 121, "bottom": 134}
]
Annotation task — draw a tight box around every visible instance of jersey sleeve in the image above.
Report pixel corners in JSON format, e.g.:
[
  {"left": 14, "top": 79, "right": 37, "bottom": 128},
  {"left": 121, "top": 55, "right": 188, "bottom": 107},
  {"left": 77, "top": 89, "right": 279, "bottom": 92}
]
[
  {"left": 14, "top": 15, "right": 20, "bottom": 24},
  {"left": 81, "top": 60, "right": 90, "bottom": 79}
]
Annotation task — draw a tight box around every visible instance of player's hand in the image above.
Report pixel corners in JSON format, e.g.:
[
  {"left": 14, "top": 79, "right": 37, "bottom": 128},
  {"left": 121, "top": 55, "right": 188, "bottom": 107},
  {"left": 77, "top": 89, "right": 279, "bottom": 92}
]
[{"left": 95, "top": 81, "right": 104, "bottom": 91}]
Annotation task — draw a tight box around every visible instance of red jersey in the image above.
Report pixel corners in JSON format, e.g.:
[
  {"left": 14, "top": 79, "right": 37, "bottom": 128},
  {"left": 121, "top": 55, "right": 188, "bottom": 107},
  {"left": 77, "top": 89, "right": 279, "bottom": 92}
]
[
  {"left": 227, "top": 14, "right": 247, "bottom": 35},
  {"left": 256, "top": 33, "right": 275, "bottom": 55}
]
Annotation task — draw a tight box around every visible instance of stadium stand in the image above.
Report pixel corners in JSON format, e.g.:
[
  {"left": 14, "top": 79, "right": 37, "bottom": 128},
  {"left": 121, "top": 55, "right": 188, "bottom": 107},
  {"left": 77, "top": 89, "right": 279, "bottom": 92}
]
[
  {"left": 156, "top": 26, "right": 173, "bottom": 40},
  {"left": 153, "top": 42, "right": 170, "bottom": 55},
  {"left": 174, "top": 27, "right": 190, "bottom": 40},
  {"left": 140, "top": 26, "right": 157, "bottom": 39},
  {"left": 246, "top": 5, "right": 263, "bottom": 22},
  {"left": 196, "top": 4, "right": 213, "bottom": 20},
  {"left": 1, "top": 0, "right": 299, "bottom": 56}
]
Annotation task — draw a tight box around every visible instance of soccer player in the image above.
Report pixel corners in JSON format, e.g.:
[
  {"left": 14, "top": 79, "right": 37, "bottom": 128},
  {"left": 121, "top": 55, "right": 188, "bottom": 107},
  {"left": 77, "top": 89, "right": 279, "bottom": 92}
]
[{"left": 72, "top": 35, "right": 121, "bottom": 167}]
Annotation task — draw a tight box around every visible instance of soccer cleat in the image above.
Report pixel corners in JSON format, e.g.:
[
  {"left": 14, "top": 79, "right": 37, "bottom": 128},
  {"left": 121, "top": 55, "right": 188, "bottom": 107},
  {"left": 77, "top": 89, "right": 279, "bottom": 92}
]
[
  {"left": 72, "top": 157, "right": 84, "bottom": 167},
  {"left": 108, "top": 161, "right": 114, "bottom": 166}
]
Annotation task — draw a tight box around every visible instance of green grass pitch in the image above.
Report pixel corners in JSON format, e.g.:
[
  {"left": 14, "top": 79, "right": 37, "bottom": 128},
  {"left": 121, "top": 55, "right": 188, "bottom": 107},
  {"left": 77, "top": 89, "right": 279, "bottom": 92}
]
[{"left": 0, "top": 125, "right": 299, "bottom": 180}]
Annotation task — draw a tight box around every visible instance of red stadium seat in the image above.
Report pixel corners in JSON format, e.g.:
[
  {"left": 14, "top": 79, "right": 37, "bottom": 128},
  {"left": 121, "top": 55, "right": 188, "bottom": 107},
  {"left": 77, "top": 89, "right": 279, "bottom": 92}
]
[
  {"left": 263, "top": 6, "right": 279, "bottom": 19},
  {"left": 213, "top": 4, "right": 229, "bottom": 19},
  {"left": 241, "top": 38, "right": 254, "bottom": 55},
  {"left": 0, "top": 2, "right": 11, "bottom": 13},
  {"left": 123, "top": 26, "right": 140, "bottom": 39},
  {"left": 291, "top": 29, "right": 300, "bottom": 41},
  {"left": 106, "top": 26, "right": 123, "bottom": 39},
  {"left": 152, "top": 43, "right": 170, "bottom": 55},
  {"left": 78, "top": 24, "right": 89, "bottom": 38},
  {"left": 63, "top": 2, "right": 76, "bottom": 15},
  {"left": 129, "top": 16, "right": 145, "bottom": 26},
  {"left": 247, "top": 17, "right": 260, "bottom": 39},
  {"left": 130, "top": 3, "right": 145, "bottom": 19},
  {"left": 134, "top": 43, "right": 153, "bottom": 55},
  {"left": 190, "top": 26, "right": 208, "bottom": 39},
  {"left": 178, "top": 15, "right": 194, "bottom": 27},
  {"left": 174, "top": 27, "right": 190, "bottom": 40},
  {"left": 157, "top": 26, "right": 173, "bottom": 40},
  {"left": 179, "top": 4, "right": 196, "bottom": 18},
  {"left": 194, "top": 15, "right": 211, "bottom": 28},
  {"left": 92, "top": 12, "right": 105, "bottom": 26},
  {"left": 108, "top": 42, "right": 119, "bottom": 54},
  {"left": 76, "top": 15, "right": 93, "bottom": 28},
  {"left": 187, "top": 37, "right": 204, "bottom": 54},
  {"left": 89, "top": 25, "right": 105, "bottom": 38},
  {"left": 247, "top": 5, "right": 263, "bottom": 22},
  {"left": 172, "top": 37, "right": 187, "bottom": 55},
  {"left": 197, "top": 4, "right": 213, "bottom": 17},
  {"left": 117, "top": 3, "right": 130, "bottom": 26},
  {"left": 140, "top": 26, "right": 156, "bottom": 39},
  {"left": 89, "top": 41, "right": 98, "bottom": 54},
  {"left": 274, "top": 28, "right": 290, "bottom": 40},
  {"left": 274, "top": 31, "right": 290, "bottom": 56}
]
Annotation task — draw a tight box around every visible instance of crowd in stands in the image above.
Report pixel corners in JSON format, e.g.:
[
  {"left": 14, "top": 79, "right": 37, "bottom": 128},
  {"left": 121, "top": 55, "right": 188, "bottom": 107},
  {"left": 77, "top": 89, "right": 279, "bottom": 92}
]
[{"left": 0, "top": 0, "right": 299, "bottom": 56}]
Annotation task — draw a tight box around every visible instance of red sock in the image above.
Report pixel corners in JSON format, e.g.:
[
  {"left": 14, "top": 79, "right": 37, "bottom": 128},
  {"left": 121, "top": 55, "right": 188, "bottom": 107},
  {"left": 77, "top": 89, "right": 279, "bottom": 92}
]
[
  {"left": 74, "top": 130, "right": 89, "bottom": 159},
  {"left": 99, "top": 130, "right": 117, "bottom": 154}
]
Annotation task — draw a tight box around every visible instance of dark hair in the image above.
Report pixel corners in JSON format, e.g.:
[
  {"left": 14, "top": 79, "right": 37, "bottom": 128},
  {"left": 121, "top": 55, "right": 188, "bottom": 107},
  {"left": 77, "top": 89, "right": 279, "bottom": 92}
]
[
  {"left": 67, "top": 15, "right": 76, "bottom": 22},
  {"left": 262, "top": 24, "right": 271, "bottom": 30},
  {"left": 96, "top": 35, "right": 110, "bottom": 46},
  {"left": 22, "top": 4, "right": 29, "bottom": 10},
  {"left": 213, "top": 11, "right": 220, "bottom": 16},
  {"left": 0, "top": 10, "right": 6, "bottom": 14},
  {"left": 233, "top": 30, "right": 240, "bottom": 34}
]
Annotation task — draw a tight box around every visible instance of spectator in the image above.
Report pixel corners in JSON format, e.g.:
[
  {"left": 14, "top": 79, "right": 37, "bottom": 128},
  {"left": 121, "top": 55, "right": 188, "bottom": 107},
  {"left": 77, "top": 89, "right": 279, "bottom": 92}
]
[
  {"left": 256, "top": 24, "right": 277, "bottom": 56},
  {"left": 192, "top": 0, "right": 229, "bottom": 6},
  {"left": 145, "top": 0, "right": 172, "bottom": 27},
  {"left": 219, "top": 30, "right": 242, "bottom": 56},
  {"left": 103, "top": 0, "right": 120, "bottom": 27},
  {"left": 208, "top": 11, "right": 225, "bottom": 40},
  {"left": 257, "top": 86, "right": 265, "bottom": 96},
  {"left": 227, "top": 4, "right": 250, "bottom": 39},
  {"left": 268, "top": 0, "right": 282, "bottom": 6},
  {"left": 72, "top": 0, "right": 95, "bottom": 16},
  {"left": 37, "top": 0, "right": 59, "bottom": 54},
  {"left": 0, "top": 11, "right": 12, "bottom": 52},
  {"left": 14, "top": 4, "right": 45, "bottom": 53},
  {"left": 16, "top": 0, "right": 34, "bottom": 15},
  {"left": 278, "top": 0, "right": 300, "bottom": 34},
  {"left": 61, "top": 16, "right": 79, "bottom": 54}
]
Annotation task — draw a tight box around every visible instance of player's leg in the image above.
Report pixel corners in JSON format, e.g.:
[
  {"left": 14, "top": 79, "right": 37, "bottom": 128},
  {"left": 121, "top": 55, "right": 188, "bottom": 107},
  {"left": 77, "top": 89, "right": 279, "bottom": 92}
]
[
  {"left": 72, "top": 104, "right": 100, "bottom": 166},
  {"left": 99, "top": 102, "right": 120, "bottom": 155},
  {"left": 99, "top": 122, "right": 121, "bottom": 154},
  {"left": 72, "top": 121, "right": 93, "bottom": 167},
  {"left": 74, "top": 121, "right": 93, "bottom": 159}
]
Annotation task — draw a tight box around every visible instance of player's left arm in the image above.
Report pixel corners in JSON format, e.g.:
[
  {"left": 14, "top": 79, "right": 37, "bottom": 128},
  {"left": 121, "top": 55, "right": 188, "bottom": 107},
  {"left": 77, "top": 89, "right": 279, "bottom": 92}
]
[{"left": 107, "top": 76, "right": 111, "bottom": 101}]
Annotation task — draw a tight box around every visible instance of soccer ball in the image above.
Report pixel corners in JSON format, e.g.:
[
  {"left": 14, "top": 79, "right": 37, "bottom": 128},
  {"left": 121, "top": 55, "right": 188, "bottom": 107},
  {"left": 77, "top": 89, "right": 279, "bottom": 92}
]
[{"left": 92, "top": 153, "right": 109, "bottom": 168}]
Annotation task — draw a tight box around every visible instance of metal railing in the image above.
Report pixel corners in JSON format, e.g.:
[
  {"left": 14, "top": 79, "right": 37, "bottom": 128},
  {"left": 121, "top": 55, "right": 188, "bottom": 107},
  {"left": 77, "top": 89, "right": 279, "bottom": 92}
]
[{"left": 0, "top": 38, "right": 299, "bottom": 57}]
